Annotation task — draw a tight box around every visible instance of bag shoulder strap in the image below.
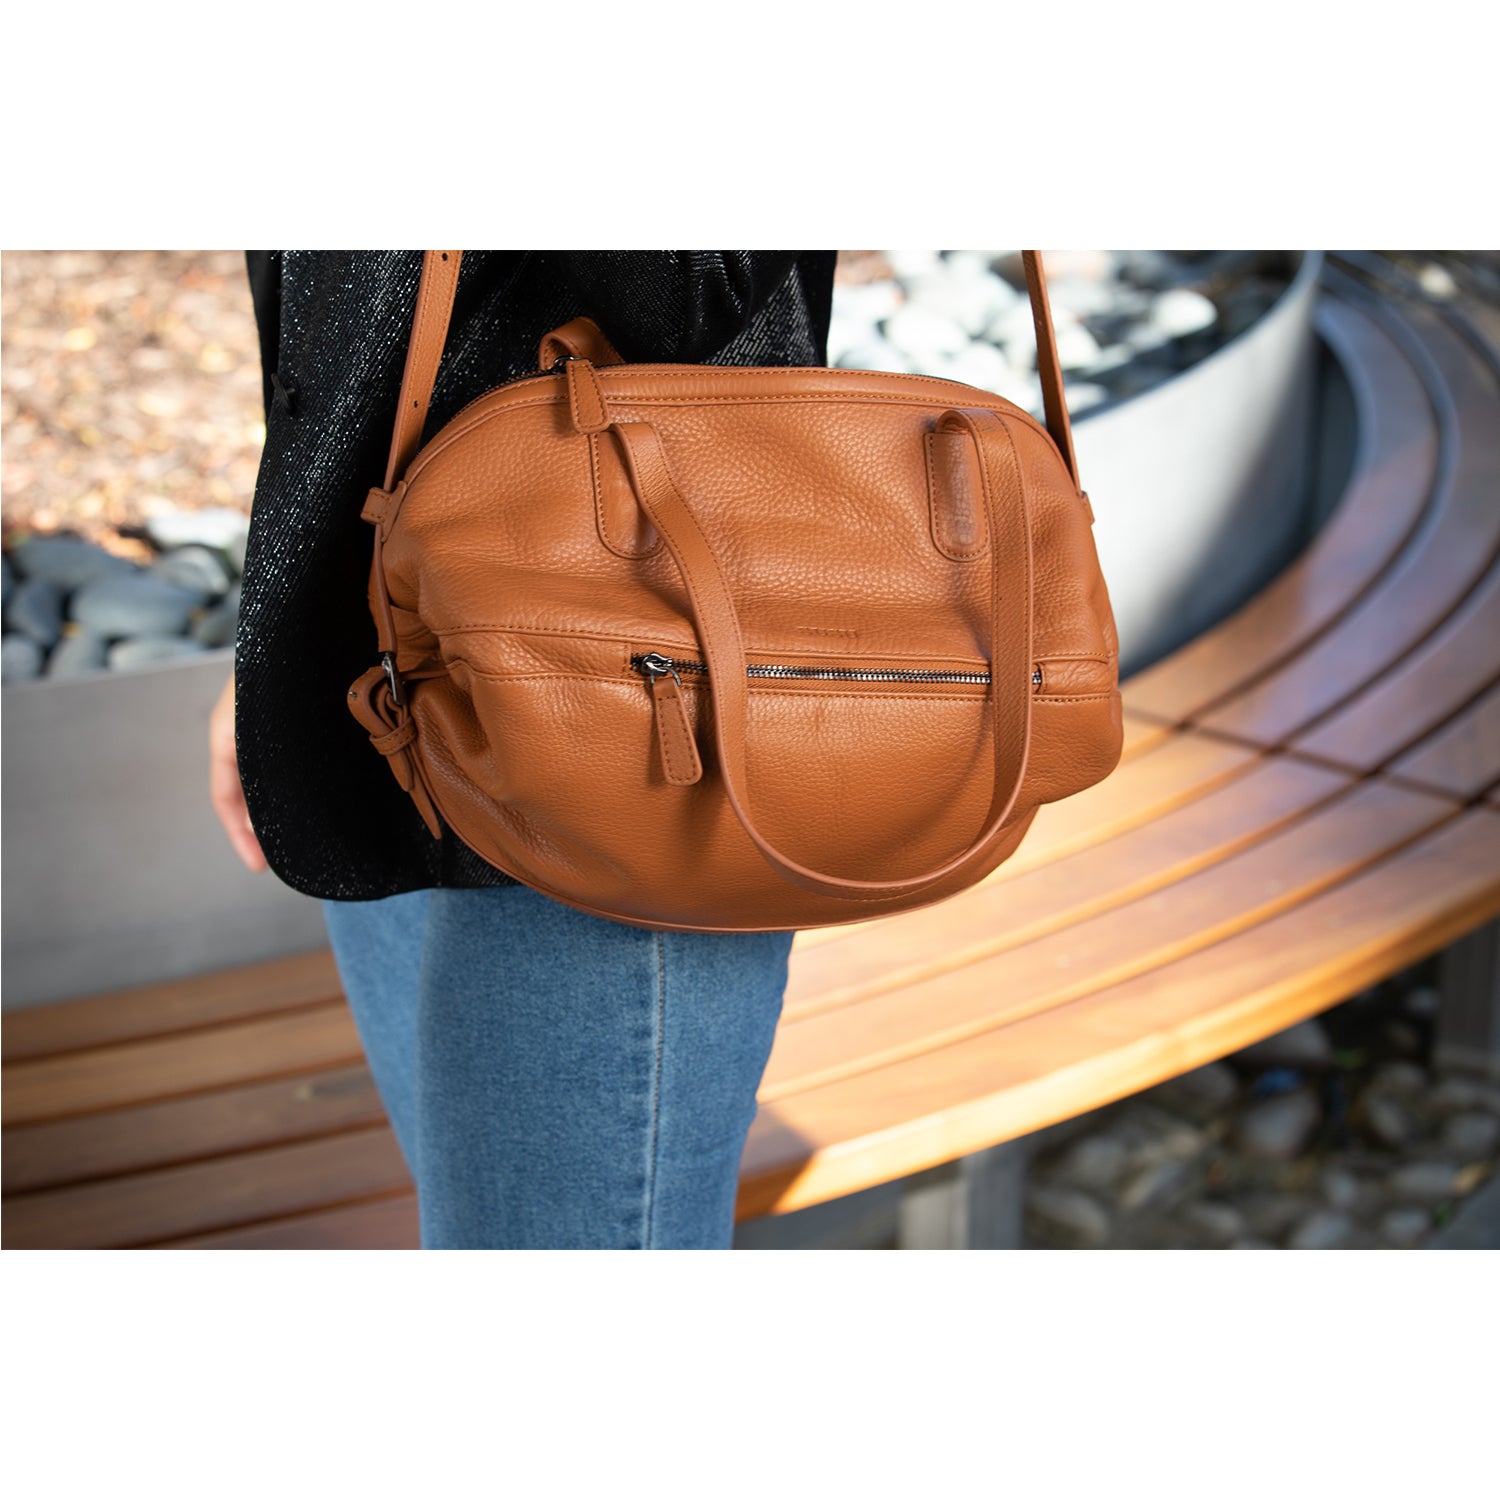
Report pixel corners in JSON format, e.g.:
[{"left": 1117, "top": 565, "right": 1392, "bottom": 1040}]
[{"left": 383, "top": 249, "right": 1080, "bottom": 491}]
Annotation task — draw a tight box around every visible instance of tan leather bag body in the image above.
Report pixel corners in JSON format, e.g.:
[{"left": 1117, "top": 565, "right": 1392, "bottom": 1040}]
[{"left": 348, "top": 251, "right": 1123, "bottom": 932}]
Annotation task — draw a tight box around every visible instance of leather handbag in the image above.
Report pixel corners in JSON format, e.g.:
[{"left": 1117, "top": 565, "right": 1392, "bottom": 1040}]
[{"left": 347, "top": 251, "right": 1123, "bottom": 933}]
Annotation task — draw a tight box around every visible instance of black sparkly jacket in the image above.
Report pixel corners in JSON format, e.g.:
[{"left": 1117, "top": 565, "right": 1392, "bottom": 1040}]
[{"left": 238, "top": 251, "right": 838, "bottom": 901}]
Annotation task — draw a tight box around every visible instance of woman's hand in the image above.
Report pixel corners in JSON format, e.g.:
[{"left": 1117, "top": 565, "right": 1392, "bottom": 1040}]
[{"left": 209, "top": 670, "right": 267, "bottom": 872}]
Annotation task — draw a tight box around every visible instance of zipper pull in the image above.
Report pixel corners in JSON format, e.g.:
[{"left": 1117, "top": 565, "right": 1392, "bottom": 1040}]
[{"left": 636, "top": 654, "right": 703, "bottom": 786}]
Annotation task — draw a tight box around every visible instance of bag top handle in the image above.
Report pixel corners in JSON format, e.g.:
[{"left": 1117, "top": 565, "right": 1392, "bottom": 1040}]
[{"left": 382, "top": 250, "right": 1080, "bottom": 493}]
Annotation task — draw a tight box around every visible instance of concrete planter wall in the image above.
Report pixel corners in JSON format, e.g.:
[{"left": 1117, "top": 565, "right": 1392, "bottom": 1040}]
[
  {"left": 1075, "top": 251, "right": 1324, "bottom": 676},
  {"left": 1, "top": 253, "right": 1331, "bottom": 1009},
  {"left": 2, "top": 652, "right": 327, "bottom": 1008}
]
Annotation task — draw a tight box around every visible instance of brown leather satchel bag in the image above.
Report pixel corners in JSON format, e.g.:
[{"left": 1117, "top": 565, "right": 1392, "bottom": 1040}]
[{"left": 348, "top": 251, "right": 1122, "bottom": 932}]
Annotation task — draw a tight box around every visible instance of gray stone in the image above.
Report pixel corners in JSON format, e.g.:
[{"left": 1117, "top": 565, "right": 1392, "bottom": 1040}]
[
  {"left": 144, "top": 506, "right": 251, "bottom": 556},
  {"left": 2, "top": 634, "right": 44, "bottom": 683},
  {"left": 1442, "top": 1111, "right": 1500, "bottom": 1161},
  {"left": 903, "top": 268, "right": 1014, "bottom": 338},
  {"left": 1363, "top": 1093, "right": 1417, "bottom": 1150},
  {"left": 1115, "top": 250, "right": 1184, "bottom": 290},
  {"left": 1371, "top": 1061, "right": 1428, "bottom": 1095},
  {"left": 1379, "top": 1207, "right": 1431, "bottom": 1249},
  {"left": 46, "top": 631, "right": 109, "bottom": 679},
  {"left": 1064, "top": 382, "right": 1109, "bottom": 414},
  {"left": 1240, "top": 1191, "right": 1313, "bottom": 1240},
  {"left": 1051, "top": 1133, "right": 1130, "bottom": 1192},
  {"left": 152, "top": 545, "right": 232, "bottom": 598},
  {"left": 984, "top": 299, "right": 1041, "bottom": 362},
  {"left": 1053, "top": 320, "right": 1103, "bottom": 372},
  {"left": 884, "top": 249, "right": 943, "bottom": 280},
  {"left": 834, "top": 279, "right": 903, "bottom": 326},
  {"left": 1179, "top": 1200, "right": 1246, "bottom": 1247},
  {"left": 1383, "top": 1018, "right": 1423, "bottom": 1056},
  {"left": 191, "top": 586, "right": 241, "bottom": 648},
  {"left": 836, "top": 340, "right": 910, "bottom": 375},
  {"left": 826, "top": 312, "right": 879, "bottom": 367},
  {"left": 1402, "top": 984, "right": 1443, "bottom": 1019},
  {"left": 1235, "top": 1018, "right": 1334, "bottom": 1070},
  {"left": 1150, "top": 288, "right": 1218, "bottom": 339},
  {"left": 1119, "top": 1159, "right": 1189, "bottom": 1213},
  {"left": 1320, "top": 1166, "right": 1362, "bottom": 1213},
  {"left": 1387, "top": 1160, "right": 1465, "bottom": 1205},
  {"left": 1149, "top": 1060, "right": 1240, "bottom": 1123},
  {"left": 1109, "top": 1102, "right": 1210, "bottom": 1168},
  {"left": 1234, "top": 1089, "right": 1321, "bottom": 1160},
  {"left": 7, "top": 577, "right": 65, "bottom": 648},
  {"left": 227, "top": 528, "right": 249, "bottom": 577},
  {"left": 72, "top": 571, "right": 207, "bottom": 638},
  {"left": 12, "top": 534, "right": 134, "bottom": 591},
  {"left": 1026, "top": 1186, "right": 1111, "bottom": 1248},
  {"left": 107, "top": 636, "right": 210, "bottom": 670},
  {"left": 1287, "top": 1208, "right": 1355, "bottom": 1250},
  {"left": 884, "top": 304, "right": 969, "bottom": 364},
  {"left": 1428, "top": 1076, "right": 1500, "bottom": 1116},
  {"left": 940, "top": 340, "right": 1014, "bottom": 392}
]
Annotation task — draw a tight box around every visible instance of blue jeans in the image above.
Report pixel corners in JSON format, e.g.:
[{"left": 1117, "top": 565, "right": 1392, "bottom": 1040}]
[{"left": 322, "top": 884, "right": 794, "bottom": 1249}]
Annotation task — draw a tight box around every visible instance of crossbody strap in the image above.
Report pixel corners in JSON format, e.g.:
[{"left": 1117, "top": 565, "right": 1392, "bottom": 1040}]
[{"left": 382, "top": 250, "right": 1081, "bottom": 490}]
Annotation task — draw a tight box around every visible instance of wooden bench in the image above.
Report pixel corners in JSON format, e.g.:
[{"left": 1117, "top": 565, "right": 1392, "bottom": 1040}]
[{"left": 6, "top": 258, "right": 1500, "bottom": 1250}]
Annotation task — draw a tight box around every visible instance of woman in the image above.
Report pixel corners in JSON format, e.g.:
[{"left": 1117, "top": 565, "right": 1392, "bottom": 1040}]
[{"left": 210, "top": 251, "right": 838, "bottom": 1249}]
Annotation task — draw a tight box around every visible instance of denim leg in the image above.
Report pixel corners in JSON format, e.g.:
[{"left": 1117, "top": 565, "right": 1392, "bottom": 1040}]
[
  {"left": 413, "top": 884, "right": 794, "bottom": 1249},
  {"left": 321, "top": 889, "right": 431, "bottom": 1174}
]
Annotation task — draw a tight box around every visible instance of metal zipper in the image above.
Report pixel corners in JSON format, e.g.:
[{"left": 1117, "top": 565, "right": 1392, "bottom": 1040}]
[{"left": 631, "top": 651, "right": 1041, "bottom": 688}]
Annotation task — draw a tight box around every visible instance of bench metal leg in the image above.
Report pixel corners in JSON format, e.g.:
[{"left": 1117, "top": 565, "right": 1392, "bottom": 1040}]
[
  {"left": 1436, "top": 916, "right": 1500, "bottom": 1081},
  {"left": 897, "top": 1137, "right": 1030, "bottom": 1249}
]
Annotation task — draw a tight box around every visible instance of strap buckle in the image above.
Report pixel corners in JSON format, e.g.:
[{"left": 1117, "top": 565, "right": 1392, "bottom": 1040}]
[{"left": 381, "top": 651, "right": 404, "bottom": 709}]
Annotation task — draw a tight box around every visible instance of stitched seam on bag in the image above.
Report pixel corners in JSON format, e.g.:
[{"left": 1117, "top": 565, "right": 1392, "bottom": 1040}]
[
  {"left": 924, "top": 432, "right": 989, "bottom": 562},
  {"left": 406, "top": 392, "right": 1054, "bottom": 480},
  {"left": 656, "top": 689, "right": 693, "bottom": 783},
  {"left": 588, "top": 430, "right": 664, "bottom": 561}
]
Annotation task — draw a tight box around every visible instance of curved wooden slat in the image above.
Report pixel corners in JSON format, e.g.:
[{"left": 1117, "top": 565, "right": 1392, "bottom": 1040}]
[
  {"left": 784, "top": 755, "right": 1348, "bottom": 1022},
  {"left": 1290, "top": 553, "right": 1500, "bottom": 772},
  {"left": 1197, "top": 301, "right": 1500, "bottom": 746},
  {"left": 0, "top": 1002, "right": 363, "bottom": 1128},
  {"left": 764, "top": 779, "right": 1452, "bottom": 1100},
  {"left": 739, "top": 807, "right": 1500, "bottom": 1218},
  {"left": 163, "top": 1193, "right": 419, "bottom": 1251},
  {"left": 1122, "top": 293, "right": 1441, "bottom": 723},
  {"left": 791, "top": 724, "right": 1258, "bottom": 952},
  {"left": 0, "top": 949, "right": 341, "bottom": 1065},
  {"left": 0, "top": 1125, "right": 409, "bottom": 1250},
  {"left": 1, "top": 1065, "right": 385, "bottom": 1196},
  {"left": 1386, "top": 682, "right": 1500, "bottom": 802}
]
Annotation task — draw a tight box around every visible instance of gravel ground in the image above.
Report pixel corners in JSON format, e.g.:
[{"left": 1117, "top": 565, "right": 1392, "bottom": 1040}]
[
  {"left": 1, "top": 250, "right": 264, "bottom": 560},
  {"left": 1024, "top": 959, "right": 1500, "bottom": 1250}
]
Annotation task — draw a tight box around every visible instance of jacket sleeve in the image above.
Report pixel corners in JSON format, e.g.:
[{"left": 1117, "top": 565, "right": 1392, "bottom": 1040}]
[{"left": 544, "top": 251, "right": 805, "bottom": 363}]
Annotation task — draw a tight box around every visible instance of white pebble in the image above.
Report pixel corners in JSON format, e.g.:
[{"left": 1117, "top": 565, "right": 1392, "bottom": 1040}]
[
  {"left": 884, "top": 304, "right": 969, "bottom": 362},
  {"left": 1151, "top": 287, "right": 1218, "bottom": 338},
  {"left": 835, "top": 340, "right": 911, "bottom": 375}
]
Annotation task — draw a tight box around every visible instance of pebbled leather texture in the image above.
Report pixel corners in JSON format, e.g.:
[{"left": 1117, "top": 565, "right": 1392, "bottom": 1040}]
[{"left": 352, "top": 252, "right": 1123, "bottom": 932}]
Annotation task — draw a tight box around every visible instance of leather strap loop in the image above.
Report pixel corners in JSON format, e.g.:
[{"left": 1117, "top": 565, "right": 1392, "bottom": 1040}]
[
  {"left": 611, "top": 414, "right": 1034, "bottom": 899},
  {"left": 381, "top": 250, "right": 1080, "bottom": 491}
]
